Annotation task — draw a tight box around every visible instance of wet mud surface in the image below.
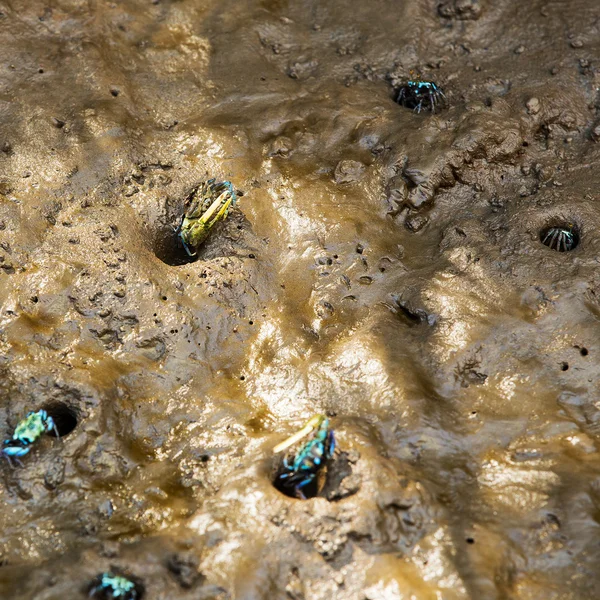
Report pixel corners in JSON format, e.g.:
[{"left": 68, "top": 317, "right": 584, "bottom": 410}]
[{"left": 1, "top": 0, "right": 600, "bottom": 598}]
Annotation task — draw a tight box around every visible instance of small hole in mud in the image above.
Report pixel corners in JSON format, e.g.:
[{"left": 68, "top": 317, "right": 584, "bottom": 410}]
[
  {"left": 356, "top": 244, "right": 364, "bottom": 254},
  {"left": 31, "top": 295, "right": 38, "bottom": 303},
  {"left": 154, "top": 231, "right": 199, "bottom": 266},
  {"left": 539, "top": 223, "right": 579, "bottom": 252},
  {"left": 561, "top": 362, "right": 569, "bottom": 371},
  {"left": 240, "top": 376, "right": 245, "bottom": 381},
  {"left": 580, "top": 347, "right": 589, "bottom": 356},
  {"left": 466, "top": 537, "right": 475, "bottom": 544},
  {"left": 249, "top": 320, "right": 254, "bottom": 325},
  {"left": 273, "top": 463, "right": 320, "bottom": 500},
  {"left": 43, "top": 403, "right": 78, "bottom": 437}
]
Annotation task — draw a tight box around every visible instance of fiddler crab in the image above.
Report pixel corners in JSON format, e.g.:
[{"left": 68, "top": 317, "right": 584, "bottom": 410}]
[
  {"left": 2, "top": 409, "right": 58, "bottom": 467},
  {"left": 396, "top": 75, "right": 447, "bottom": 114},
  {"left": 541, "top": 224, "right": 578, "bottom": 252},
  {"left": 177, "top": 178, "right": 237, "bottom": 257},
  {"left": 273, "top": 414, "right": 336, "bottom": 499},
  {"left": 89, "top": 572, "right": 139, "bottom": 599}
]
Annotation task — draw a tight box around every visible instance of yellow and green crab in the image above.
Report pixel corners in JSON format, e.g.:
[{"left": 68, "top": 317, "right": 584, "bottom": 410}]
[{"left": 177, "top": 179, "right": 237, "bottom": 257}]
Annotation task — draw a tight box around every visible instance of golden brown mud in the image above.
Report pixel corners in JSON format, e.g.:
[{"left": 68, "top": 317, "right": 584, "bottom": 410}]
[{"left": 1, "top": 0, "right": 600, "bottom": 598}]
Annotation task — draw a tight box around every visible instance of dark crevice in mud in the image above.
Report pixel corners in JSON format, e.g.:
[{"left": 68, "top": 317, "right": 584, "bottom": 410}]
[
  {"left": 43, "top": 402, "right": 78, "bottom": 437},
  {"left": 389, "top": 295, "right": 437, "bottom": 326}
]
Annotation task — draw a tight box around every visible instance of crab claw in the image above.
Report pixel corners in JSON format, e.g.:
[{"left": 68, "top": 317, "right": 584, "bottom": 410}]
[
  {"left": 273, "top": 415, "right": 326, "bottom": 453},
  {"left": 178, "top": 181, "right": 237, "bottom": 255}
]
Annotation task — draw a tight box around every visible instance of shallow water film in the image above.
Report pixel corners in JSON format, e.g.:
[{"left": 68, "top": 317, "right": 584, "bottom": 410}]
[{"left": 1, "top": 0, "right": 600, "bottom": 598}]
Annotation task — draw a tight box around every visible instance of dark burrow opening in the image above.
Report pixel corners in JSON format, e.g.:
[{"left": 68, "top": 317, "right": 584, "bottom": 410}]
[
  {"left": 272, "top": 451, "right": 356, "bottom": 501},
  {"left": 153, "top": 222, "right": 199, "bottom": 267},
  {"left": 272, "top": 457, "right": 322, "bottom": 499},
  {"left": 539, "top": 222, "right": 580, "bottom": 252},
  {"left": 43, "top": 402, "right": 78, "bottom": 437}
]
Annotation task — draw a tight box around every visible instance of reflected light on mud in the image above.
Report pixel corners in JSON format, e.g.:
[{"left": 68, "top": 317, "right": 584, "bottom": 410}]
[
  {"left": 498, "top": 375, "right": 517, "bottom": 401},
  {"left": 204, "top": 135, "right": 226, "bottom": 158},
  {"left": 363, "top": 580, "right": 405, "bottom": 600},
  {"left": 334, "top": 340, "right": 391, "bottom": 389},
  {"left": 265, "top": 177, "right": 328, "bottom": 243},
  {"left": 478, "top": 459, "right": 560, "bottom": 510},
  {"left": 427, "top": 260, "right": 502, "bottom": 363},
  {"left": 411, "top": 527, "right": 467, "bottom": 595},
  {"left": 244, "top": 318, "right": 312, "bottom": 418}
]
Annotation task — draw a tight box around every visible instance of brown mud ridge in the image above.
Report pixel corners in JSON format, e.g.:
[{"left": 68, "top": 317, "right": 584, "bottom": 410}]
[{"left": 0, "top": 0, "right": 600, "bottom": 598}]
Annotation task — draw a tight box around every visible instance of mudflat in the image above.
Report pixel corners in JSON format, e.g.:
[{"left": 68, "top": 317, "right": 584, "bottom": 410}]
[{"left": 1, "top": 0, "right": 600, "bottom": 598}]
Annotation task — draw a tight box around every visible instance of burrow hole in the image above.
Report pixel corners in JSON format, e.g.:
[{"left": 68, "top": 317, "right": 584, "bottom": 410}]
[
  {"left": 273, "top": 457, "right": 321, "bottom": 499},
  {"left": 154, "top": 225, "right": 199, "bottom": 267},
  {"left": 43, "top": 402, "right": 78, "bottom": 437},
  {"left": 272, "top": 451, "right": 353, "bottom": 501}
]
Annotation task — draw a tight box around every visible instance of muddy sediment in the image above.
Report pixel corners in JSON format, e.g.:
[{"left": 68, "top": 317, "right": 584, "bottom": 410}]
[{"left": 1, "top": 0, "right": 600, "bottom": 598}]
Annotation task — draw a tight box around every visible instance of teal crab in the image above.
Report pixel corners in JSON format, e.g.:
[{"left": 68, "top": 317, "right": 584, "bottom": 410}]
[
  {"left": 274, "top": 415, "right": 336, "bottom": 499},
  {"left": 89, "top": 572, "right": 139, "bottom": 599},
  {"left": 2, "top": 409, "right": 58, "bottom": 467},
  {"left": 177, "top": 179, "right": 237, "bottom": 257}
]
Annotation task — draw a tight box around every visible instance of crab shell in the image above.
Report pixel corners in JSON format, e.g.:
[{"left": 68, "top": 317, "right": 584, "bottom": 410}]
[{"left": 178, "top": 180, "right": 237, "bottom": 256}]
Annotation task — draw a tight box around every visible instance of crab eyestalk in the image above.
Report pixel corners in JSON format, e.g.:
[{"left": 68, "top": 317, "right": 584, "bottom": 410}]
[{"left": 178, "top": 179, "right": 237, "bottom": 257}]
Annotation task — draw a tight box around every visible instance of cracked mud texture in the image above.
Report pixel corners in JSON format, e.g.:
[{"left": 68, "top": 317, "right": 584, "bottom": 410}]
[{"left": 1, "top": 0, "right": 600, "bottom": 598}]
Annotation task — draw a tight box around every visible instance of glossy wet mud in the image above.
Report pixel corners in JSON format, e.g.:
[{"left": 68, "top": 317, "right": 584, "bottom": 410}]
[{"left": 1, "top": 0, "right": 600, "bottom": 598}]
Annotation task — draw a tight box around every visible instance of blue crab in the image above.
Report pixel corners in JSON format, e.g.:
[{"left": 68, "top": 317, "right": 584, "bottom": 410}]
[
  {"left": 88, "top": 572, "right": 138, "bottom": 599},
  {"left": 396, "top": 78, "right": 446, "bottom": 113},
  {"left": 2, "top": 409, "right": 58, "bottom": 467},
  {"left": 274, "top": 415, "right": 336, "bottom": 499}
]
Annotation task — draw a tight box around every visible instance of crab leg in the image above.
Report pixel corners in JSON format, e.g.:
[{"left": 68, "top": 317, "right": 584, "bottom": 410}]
[
  {"left": 559, "top": 231, "right": 567, "bottom": 252},
  {"left": 546, "top": 228, "right": 559, "bottom": 250}
]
